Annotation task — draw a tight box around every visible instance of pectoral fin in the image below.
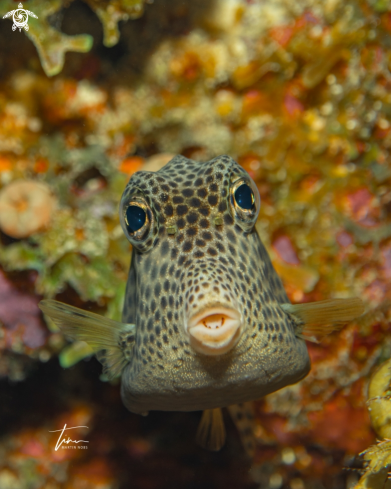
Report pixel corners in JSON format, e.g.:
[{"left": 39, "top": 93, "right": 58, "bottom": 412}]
[
  {"left": 227, "top": 402, "right": 256, "bottom": 458},
  {"left": 281, "top": 297, "right": 365, "bottom": 341},
  {"left": 196, "top": 408, "right": 226, "bottom": 451},
  {"left": 39, "top": 300, "right": 135, "bottom": 380}
]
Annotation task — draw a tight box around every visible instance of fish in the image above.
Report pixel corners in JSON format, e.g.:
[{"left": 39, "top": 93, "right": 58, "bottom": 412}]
[{"left": 39, "top": 155, "right": 365, "bottom": 454}]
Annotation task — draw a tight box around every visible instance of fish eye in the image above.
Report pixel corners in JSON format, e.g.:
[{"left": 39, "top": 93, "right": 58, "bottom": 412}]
[
  {"left": 126, "top": 205, "right": 146, "bottom": 233},
  {"left": 229, "top": 177, "right": 260, "bottom": 231},
  {"left": 234, "top": 184, "right": 255, "bottom": 210},
  {"left": 120, "top": 198, "right": 153, "bottom": 242}
]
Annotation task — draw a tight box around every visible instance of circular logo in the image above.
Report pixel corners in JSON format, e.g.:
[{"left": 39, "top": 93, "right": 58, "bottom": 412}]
[{"left": 12, "top": 9, "right": 28, "bottom": 29}]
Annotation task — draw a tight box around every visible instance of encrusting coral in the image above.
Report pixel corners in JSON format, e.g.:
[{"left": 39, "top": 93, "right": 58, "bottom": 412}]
[{"left": 354, "top": 351, "right": 391, "bottom": 488}]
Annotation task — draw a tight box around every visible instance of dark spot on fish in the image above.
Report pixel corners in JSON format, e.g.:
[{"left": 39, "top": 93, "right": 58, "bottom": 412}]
[
  {"left": 182, "top": 188, "right": 194, "bottom": 197},
  {"left": 208, "top": 195, "right": 218, "bottom": 206},
  {"left": 216, "top": 242, "right": 225, "bottom": 252},
  {"left": 187, "top": 212, "right": 198, "bottom": 224},
  {"left": 228, "top": 244, "right": 236, "bottom": 256},
  {"left": 177, "top": 205, "right": 188, "bottom": 216},
  {"left": 160, "top": 263, "right": 168, "bottom": 277},
  {"left": 154, "top": 283, "right": 161, "bottom": 297},
  {"left": 207, "top": 247, "right": 217, "bottom": 256},
  {"left": 224, "top": 214, "right": 234, "bottom": 225},
  {"left": 161, "top": 240, "right": 170, "bottom": 256},
  {"left": 177, "top": 218, "right": 186, "bottom": 229},
  {"left": 164, "top": 204, "right": 174, "bottom": 216},
  {"left": 190, "top": 197, "right": 201, "bottom": 208},
  {"left": 218, "top": 202, "right": 227, "bottom": 212},
  {"left": 199, "top": 207, "right": 210, "bottom": 216},
  {"left": 183, "top": 241, "right": 193, "bottom": 252},
  {"left": 186, "top": 227, "right": 197, "bottom": 237},
  {"left": 147, "top": 318, "right": 153, "bottom": 332}
]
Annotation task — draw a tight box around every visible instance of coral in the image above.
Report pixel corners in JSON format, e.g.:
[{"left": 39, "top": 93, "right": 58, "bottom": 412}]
[
  {"left": 356, "top": 440, "right": 391, "bottom": 489},
  {"left": 0, "top": 180, "right": 56, "bottom": 238},
  {"left": 367, "top": 357, "right": 391, "bottom": 439},
  {"left": 0, "top": 0, "right": 147, "bottom": 76},
  {"left": 353, "top": 355, "right": 391, "bottom": 487},
  {"left": 84, "top": 0, "right": 146, "bottom": 47},
  {"left": 0, "top": 269, "right": 49, "bottom": 381},
  {"left": 0, "top": 0, "right": 93, "bottom": 77}
]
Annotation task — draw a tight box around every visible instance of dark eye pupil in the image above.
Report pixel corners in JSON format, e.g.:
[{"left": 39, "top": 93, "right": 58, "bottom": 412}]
[
  {"left": 235, "top": 184, "right": 254, "bottom": 210},
  {"left": 126, "top": 205, "right": 146, "bottom": 233}
]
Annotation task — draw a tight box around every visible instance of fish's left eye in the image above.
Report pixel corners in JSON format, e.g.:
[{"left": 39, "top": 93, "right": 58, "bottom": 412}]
[{"left": 230, "top": 177, "right": 260, "bottom": 231}]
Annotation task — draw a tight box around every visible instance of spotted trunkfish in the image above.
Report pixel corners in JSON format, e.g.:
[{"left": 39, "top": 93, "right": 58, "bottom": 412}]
[{"left": 40, "top": 155, "right": 364, "bottom": 455}]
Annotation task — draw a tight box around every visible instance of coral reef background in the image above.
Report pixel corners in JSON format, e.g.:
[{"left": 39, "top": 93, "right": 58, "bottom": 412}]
[{"left": 0, "top": 0, "right": 391, "bottom": 488}]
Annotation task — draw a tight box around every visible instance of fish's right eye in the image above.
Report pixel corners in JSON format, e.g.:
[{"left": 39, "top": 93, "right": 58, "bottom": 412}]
[
  {"left": 121, "top": 200, "right": 152, "bottom": 242},
  {"left": 126, "top": 205, "right": 146, "bottom": 233},
  {"left": 234, "top": 184, "right": 255, "bottom": 211}
]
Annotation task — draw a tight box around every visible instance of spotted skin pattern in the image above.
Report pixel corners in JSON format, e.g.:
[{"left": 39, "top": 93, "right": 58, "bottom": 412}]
[{"left": 119, "top": 155, "right": 310, "bottom": 415}]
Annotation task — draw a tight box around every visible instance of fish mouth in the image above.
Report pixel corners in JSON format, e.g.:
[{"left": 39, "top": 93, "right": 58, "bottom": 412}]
[{"left": 186, "top": 306, "right": 242, "bottom": 356}]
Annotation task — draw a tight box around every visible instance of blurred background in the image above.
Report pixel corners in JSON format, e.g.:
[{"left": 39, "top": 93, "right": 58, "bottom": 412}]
[{"left": 0, "top": 0, "right": 391, "bottom": 488}]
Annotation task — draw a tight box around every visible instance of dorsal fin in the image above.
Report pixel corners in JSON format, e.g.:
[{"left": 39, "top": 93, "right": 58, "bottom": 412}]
[
  {"left": 227, "top": 402, "right": 256, "bottom": 458},
  {"left": 39, "top": 300, "right": 135, "bottom": 379},
  {"left": 196, "top": 408, "right": 226, "bottom": 451},
  {"left": 281, "top": 298, "right": 365, "bottom": 341}
]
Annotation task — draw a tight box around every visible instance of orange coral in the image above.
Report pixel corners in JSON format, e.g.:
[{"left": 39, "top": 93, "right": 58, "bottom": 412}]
[{"left": 0, "top": 180, "right": 56, "bottom": 238}]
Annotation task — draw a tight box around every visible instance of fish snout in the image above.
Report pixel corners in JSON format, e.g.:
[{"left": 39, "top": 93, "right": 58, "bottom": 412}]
[{"left": 186, "top": 306, "right": 242, "bottom": 356}]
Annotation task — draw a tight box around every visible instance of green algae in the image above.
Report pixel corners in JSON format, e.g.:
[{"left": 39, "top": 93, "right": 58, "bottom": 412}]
[
  {"left": 0, "top": 0, "right": 147, "bottom": 76},
  {"left": 59, "top": 340, "right": 94, "bottom": 368},
  {"left": 1, "top": 0, "right": 92, "bottom": 76},
  {"left": 84, "top": 0, "right": 146, "bottom": 47}
]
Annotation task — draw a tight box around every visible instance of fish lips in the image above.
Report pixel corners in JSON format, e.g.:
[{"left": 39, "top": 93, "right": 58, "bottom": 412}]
[{"left": 186, "top": 306, "right": 242, "bottom": 356}]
